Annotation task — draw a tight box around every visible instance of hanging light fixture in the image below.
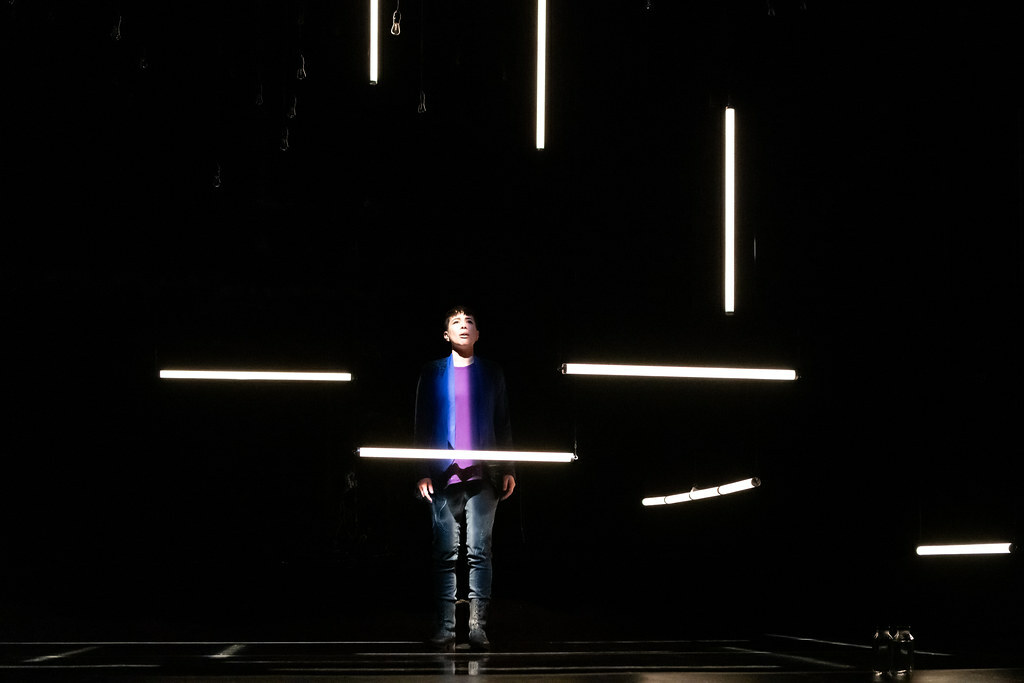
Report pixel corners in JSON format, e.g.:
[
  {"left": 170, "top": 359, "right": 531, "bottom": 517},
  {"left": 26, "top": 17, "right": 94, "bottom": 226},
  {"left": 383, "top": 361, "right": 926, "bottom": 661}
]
[
  {"left": 561, "top": 363, "right": 796, "bottom": 381},
  {"left": 724, "top": 105, "right": 736, "bottom": 314},
  {"left": 642, "top": 477, "right": 761, "bottom": 506},
  {"left": 160, "top": 370, "right": 352, "bottom": 382},
  {"left": 915, "top": 543, "right": 1013, "bottom": 556},
  {"left": 369, "top": 0, "right": 379, "bottom": 83},
  {"left": 536, "top": 0, "right": 547, "bottom": 149},
  {"left": 358, "top": 447, "right": 576, "bottom": 463}
]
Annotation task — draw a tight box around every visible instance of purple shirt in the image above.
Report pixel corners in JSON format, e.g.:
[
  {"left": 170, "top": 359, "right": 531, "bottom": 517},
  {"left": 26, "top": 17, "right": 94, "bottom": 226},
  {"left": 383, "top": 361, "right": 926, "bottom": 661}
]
[{"left": 447, "top": 364, "right": 482, "bottom": 485}]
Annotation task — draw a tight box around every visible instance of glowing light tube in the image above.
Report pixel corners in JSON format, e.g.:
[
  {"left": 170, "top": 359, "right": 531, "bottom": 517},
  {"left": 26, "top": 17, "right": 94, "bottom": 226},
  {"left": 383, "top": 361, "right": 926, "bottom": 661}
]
[
  {"left": 916, "top": 543, "right": 1012, "bottom": 556},
  {"left": 724, "top": 106, "right": 736, "bottom": 314},
  {"left": 160, "top": 370, "right": 352, "bottom": 382},
  {"left": 358, "top": 447, "right": 576, "bottom": 463},
  {"left": 561, "top": 363, "right": 797, "bottom": 381},
  {"left": 535, "top": 0, "right": 546, "bottom": 149},
  {"left": 643, "top": 477, "right": 760, "bottom": 506},
  {"left": 369, "top": 0, "right": 379, "bottom": 83}
]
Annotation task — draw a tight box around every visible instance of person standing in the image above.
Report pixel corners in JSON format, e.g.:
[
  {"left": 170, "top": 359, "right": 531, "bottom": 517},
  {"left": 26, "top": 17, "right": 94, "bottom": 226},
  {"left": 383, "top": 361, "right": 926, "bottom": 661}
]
[{"left": 415, "top": 306, "right": 516, "bottom": 651}]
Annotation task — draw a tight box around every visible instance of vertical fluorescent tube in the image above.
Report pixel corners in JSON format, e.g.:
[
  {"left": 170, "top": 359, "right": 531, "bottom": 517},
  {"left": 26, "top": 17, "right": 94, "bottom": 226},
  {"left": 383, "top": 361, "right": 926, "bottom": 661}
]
[
  {"left": 536, "top": 0, "right": 547, "bottom": 149},
  {"left": 369, "top": 0, "right": 379, "bottom": 83},
  {"left": 724, "top": 106, "right": 736, "bottom": 314}
]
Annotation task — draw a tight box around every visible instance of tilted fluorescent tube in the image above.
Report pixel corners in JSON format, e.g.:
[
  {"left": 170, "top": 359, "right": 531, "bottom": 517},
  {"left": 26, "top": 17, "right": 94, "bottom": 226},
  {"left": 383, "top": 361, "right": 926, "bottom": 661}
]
[
  {"left": 718, "top": 478, "right": 760, "bottom": 495},
  {"left": 663, "top": 493, "right": 690, "bottom": 505},
  {"left": 689, "top": 487, "right": 719, "bottom": 500},
  {"left": 358, "top": 447, "right": 576, "bottom": 463},
  {"left": 643, "top": 477, "right": 761, "bottom": 506},
  {"left": 160, "top": 370, "right": 352, "bottom": 382},
  {"left": 916, "top": 543, "right": 1012, "bottom": 556},
  {"left": 561, "top": 363, "right": 796, "bottom": 381}
]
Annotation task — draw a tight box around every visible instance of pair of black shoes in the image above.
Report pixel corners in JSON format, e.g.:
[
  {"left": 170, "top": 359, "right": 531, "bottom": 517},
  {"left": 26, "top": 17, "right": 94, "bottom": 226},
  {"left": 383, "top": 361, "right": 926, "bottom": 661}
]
[{"left": 429, "top": 599, "right": 491, "bottom": 652}]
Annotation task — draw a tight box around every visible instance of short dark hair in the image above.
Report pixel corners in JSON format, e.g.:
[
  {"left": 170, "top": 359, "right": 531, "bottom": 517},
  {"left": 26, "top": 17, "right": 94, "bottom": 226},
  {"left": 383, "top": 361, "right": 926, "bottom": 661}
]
[{"left": 443, "top": 305, "right": 477, "bottom": 330}]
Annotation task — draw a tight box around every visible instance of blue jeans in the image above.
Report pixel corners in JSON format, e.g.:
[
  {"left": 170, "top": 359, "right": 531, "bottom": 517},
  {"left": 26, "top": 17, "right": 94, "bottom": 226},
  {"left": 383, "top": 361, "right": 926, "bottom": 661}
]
[{"left": 431, "top": 480, "right": 498, "bottom": 602}]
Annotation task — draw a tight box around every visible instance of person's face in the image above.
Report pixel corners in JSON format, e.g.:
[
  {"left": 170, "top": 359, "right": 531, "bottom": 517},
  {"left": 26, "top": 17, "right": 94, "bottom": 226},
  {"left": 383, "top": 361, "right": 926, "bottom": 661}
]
[{"left": 443, "top": 312, "right": 479, "bottom": 352}]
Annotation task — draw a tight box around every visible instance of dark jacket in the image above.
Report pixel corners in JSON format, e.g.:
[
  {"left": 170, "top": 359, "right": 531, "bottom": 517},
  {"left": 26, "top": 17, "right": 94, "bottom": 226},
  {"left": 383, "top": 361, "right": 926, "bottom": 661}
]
[{"left": 414, "top": 355, "right": 515, "bottom": 492}]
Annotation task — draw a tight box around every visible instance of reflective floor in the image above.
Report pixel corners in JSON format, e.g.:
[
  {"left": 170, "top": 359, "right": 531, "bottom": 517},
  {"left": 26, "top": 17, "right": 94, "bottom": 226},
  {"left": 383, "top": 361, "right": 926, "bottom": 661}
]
[
  {"left": 3, "top": 626, "right": 1023, "bottom": 682},
  {"left": 3, "top": 558, "right": 1022, "bottom": 681},
  {"left": 3, "top": 635, "right": 1024, "bottom": 682}
]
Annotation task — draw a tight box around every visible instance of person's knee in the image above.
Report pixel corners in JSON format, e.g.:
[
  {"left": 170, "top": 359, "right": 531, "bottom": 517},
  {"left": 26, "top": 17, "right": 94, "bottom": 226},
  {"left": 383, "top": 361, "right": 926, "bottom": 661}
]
[
  {"left": 466, "top": 538, "right": 493, "bottom": 563},
  {"left": 432, "top": 541, "right": 460, "bottom": 563}
]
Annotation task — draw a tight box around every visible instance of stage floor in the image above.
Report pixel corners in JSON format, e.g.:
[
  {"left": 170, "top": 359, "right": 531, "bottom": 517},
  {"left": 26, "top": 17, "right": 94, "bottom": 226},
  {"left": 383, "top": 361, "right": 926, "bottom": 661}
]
[{"left": 3, "top": 634, "right": 1023, "bottom": 682}]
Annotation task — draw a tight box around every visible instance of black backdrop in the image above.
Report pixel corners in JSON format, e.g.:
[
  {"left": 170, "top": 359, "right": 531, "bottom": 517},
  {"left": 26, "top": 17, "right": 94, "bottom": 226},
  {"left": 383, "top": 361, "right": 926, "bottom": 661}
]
[{"left": 2, "top": 1, "right": 1021, "bottom": 649}]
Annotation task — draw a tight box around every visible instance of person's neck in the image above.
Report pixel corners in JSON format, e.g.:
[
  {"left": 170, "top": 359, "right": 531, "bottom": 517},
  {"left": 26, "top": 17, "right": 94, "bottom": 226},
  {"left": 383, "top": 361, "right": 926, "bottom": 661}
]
[{"left": 450, "top": 349, "right": 475, "bottom": 367}]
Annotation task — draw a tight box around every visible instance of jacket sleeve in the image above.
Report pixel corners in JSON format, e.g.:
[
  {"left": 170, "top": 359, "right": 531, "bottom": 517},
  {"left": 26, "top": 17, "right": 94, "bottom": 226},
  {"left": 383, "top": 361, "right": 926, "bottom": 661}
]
[
  {"left": 494, "top": 367, "right": 513, "bottom": 451},
  {"left": 413, "top": 365, "right": 435, "bottom": 481},
  {"left": 491, "top": 365, "right": 516, "bottom": 480},
  {"left": 413, "top": 367, "right": 429, "bottom": 448}
]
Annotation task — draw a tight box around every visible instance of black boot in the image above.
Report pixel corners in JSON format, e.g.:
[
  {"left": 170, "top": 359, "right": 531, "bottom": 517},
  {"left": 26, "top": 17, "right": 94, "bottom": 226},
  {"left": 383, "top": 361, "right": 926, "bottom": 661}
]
[
  {"left": 429, "top": 599, "right": 456, "bottom": 652},
  {"left": 468, "top": 598, "right": 491, "bottom": 651}
]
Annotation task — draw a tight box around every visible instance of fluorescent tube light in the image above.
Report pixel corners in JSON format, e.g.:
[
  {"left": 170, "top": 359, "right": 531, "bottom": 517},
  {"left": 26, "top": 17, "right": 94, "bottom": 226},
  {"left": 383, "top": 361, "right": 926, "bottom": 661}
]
[
  {"left": 358, "top": 447, "right": 576, "bottom": 463},
  {"left": 536, "top": 0, "right": 546, "bottom": 149},
  {"left": 724, "top": 106, "right": 735, "bottom": 314},
  {"left": 717, "top": 478, "right": 760, "bottom": 495},
  {"left": 688, "top": 487, "right": 719, "bottom": 500},
  {"left": 160, "top": 370, "right": 352, "bottom": 382},
  {"left": 561, "top": 363, "right": 797, "bottom": 381},
  {"left": 369, "top": 0, "right": 379, "bottom": 83},
  {"left": 916, "top": 543, "right": 1012, "bottom": 556},
  {"left": 643, "top": 477, "right": 760, "bottom": 506}
]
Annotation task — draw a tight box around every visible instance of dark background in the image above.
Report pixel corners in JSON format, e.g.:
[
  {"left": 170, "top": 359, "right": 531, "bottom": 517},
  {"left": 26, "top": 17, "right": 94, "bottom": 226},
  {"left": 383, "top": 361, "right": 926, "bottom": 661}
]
[{"left": 2, "top": 0, "right": 1021, "bottom": 654}]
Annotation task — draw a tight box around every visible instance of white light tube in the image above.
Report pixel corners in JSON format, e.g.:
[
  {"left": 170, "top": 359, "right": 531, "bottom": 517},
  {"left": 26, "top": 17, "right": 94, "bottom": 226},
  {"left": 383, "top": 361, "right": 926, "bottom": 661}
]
[
  {"left": 561, "top": 363, "right": 797, "bottom": 381},
  {"left": 717, "top": 478, "right": 759, "bottom": 495},
  {"left": 369, "top": 0, "right": 379, "bottom": 84},
  {"left": 916, "top": 543, "right": 1012, "bottom": 556},
  {"left": 160, "top": 370, "right": 352, "bottom": 382},
  {"left": 535, "top": 0, "right": 546, "bottom": 149},
  {"left": 724, "top": 106, "right": 736, "bottom": 314},
  {"left": 643, "top": 477, "right": 760, "bottom": 506},
  {"left": 688, "top": 487, "right": 718, "bottom": 500},
  {"left": 358, "top": 447, "right": 576, "bottom": 463}
]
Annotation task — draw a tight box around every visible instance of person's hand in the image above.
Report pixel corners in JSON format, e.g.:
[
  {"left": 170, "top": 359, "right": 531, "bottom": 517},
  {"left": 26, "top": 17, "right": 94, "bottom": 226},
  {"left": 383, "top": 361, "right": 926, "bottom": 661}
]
[
  {"left": 500, "top": 474, "right": 516, "bottom": 501},
  {"left": 417, "top": 478, "right": 434, "bottom": 502}
]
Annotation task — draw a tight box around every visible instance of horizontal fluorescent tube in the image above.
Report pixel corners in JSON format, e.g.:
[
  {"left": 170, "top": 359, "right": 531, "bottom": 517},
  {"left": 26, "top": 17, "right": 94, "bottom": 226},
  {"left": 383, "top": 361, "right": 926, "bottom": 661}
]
[
  {"left": 643, "top": 477, "right": 761, "bottom": 506},
  {"left": 916, "top": 543, "right": 1012, "bottom": 556},
  {"left": 160, "top": 370, "right": 352, "bottom": 382},
  {"left": 358, "top": 447, "right": 576, "bottom": 463},
  {"left": 562, "top": 363, "right": 796, "bottom": 381}
]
